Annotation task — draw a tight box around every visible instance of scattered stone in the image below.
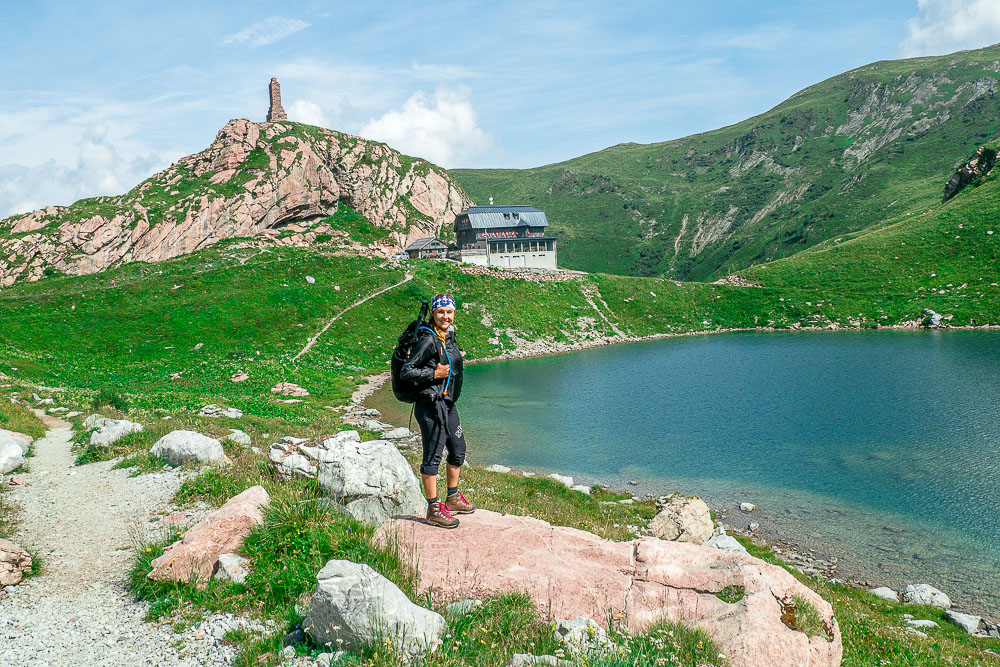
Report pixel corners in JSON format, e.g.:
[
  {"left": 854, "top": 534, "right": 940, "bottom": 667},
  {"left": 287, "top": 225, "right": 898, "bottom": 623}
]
[
  {"left": 148, "top": 486, "right": 269, "bottom": 586},
  {"left": 194, "top": 343, "right": 204, "bottom": 350},
  {"left": 554, "top": 617, "right": 611, "bottom": 657},
  {"left": 9, "top": 477, "right": 25, "bottom": 486},
  {"left": 905, "top": 627, "right": 928, "bottom": 639},
  {"left": 548, "top": 473, "right": 574, "bottom": 488},
  {"left": 222, "top": 429, "right": 252, "bottom": 446},
  {"left": 65, "top": 411, "right": 82, "bottom": 418},
  {"left": 943, "top": 610, "right": 989, "bottom": 636},
  {"left": 0, "top": 539, "right": 32, "bottom": 586},
  {"left": 275, "top": 399, "right": 303, "bottom": 404},
  {"left": 906, "top": 619, "right": 938, "bottom": 629},
  {"left": 83, "top": 414, "right": 112, "bottom": 429},
  {"left": 214, "top": 553, "right": 250, "bottom": 585},
  {"left": 0, "top": 430, "right": 30, "bottom": 454},
  {"left": 705, "top": 534, "right": 749, "bottom": 555},
  {"left": 151, "top": 430, "right": 227, "bottom": 466},
  {"left": 281, "top": 628, "right": 305, "bottom": 647},
  {"left": 0, "top": 440, "right": 25, "bottom": 475},
  {"left": 740, "top": 502, "right": 756, "bottom": 512},
  {"left": 508, "top": 655, "right": 573, "bottom": 667},
  {"left": 229, "top": 372, "right": 249, "bottom": 383},
  {"left": 445, "top": 598, "right": 483, "bottom": 617},
  {"left": 305, "top": 276, "right": 316, "bottom": 284},
  {"left": 48, "top": 407, "right": 69, "bottom": 413},
  {"left": 90, "top": 419, "right": 143, "bottom": 447},
  {"left": 37, "top": 398, "right": 54, "bottom": 406},
  {"left": 571, "top": 485, "right": 592, "bottom": 495},
  {"left": 902, "top": 584, "right": 951, "bottom": 609},
  {"left": 381, "top": 427, "right": 412, "bottom": 440},
  {"left": 617, "top": 498, "right": 634, "bottom": 505},
  {"left": 648, "top": 494, "right": 714, "bottom": 544},
  {"left": 922, "top": 309, "right": 943, "bottom": 328},
  {"left": 868, "top": 587, "right": 899, "bottom": 603},
  {"left": 198, "top": 404, "right": 243, "bottom": 419},
  {"left": 31, "top": 393, "right": 41, "bottom": 402},
  {"left": 270, "top": 382, "right": 309, "bottom": 397},
  {"left": 484, "top": 464, "right": 511, "bottom": 473},
  {"left": 748, "top": 522, "right": 760, "bottom": 532},
  {"left": 303, "top": 559, "right": 445, "bottom": 658}
]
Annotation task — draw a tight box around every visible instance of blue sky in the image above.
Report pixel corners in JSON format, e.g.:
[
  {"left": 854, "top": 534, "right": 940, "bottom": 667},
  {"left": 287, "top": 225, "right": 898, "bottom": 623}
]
[{"left": 2, "top": 0, "right": 1000, "bottom": 216}]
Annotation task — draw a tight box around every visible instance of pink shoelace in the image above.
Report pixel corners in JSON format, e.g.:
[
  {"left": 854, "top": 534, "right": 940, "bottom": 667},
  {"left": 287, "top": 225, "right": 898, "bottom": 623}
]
[
  {"left": 436, "top": 502, "right": 455, "bottom": 519},
  {"left": 451, "top": 490, "right": 469, "bottom": 506}
]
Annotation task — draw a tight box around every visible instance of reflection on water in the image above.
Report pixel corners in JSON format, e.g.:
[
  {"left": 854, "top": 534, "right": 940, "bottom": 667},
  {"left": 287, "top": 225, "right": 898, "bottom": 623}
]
[{"left": 370, "top": 330, "right": 1000, "bottom": 615}]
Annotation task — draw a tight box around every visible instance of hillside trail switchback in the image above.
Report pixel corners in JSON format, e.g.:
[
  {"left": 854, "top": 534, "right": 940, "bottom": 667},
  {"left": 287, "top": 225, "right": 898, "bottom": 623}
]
[
  {"left": 0, "top": 412, "right": 206, "bottom": 666},
  {"left": 292, "top": 270, "right": 413, "bottom": 363}
]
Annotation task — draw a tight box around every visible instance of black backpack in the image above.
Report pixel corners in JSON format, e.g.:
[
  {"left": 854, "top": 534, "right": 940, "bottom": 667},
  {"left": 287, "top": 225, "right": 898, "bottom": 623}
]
[{"left": 390, "top": 300, "right": 435, "bottom": 403}]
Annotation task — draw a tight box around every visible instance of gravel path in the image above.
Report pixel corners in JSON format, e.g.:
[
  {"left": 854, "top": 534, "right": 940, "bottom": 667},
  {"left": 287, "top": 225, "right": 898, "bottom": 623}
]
[{"left": 0, "top": 414, "right": 219, "bottom": 666}]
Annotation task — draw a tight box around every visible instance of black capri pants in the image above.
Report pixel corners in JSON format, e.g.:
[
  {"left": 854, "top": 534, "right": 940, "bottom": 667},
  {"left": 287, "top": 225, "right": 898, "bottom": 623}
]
[{"left": 415, "top": 400, "right": 467, "bottom": 476}]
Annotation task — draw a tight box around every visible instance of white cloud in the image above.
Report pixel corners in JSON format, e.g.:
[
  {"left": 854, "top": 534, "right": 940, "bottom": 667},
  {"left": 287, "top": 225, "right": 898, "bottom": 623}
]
[
  {"left": 223, "top": 17, "right": 310, "bottom": 47},
  {"left": 359, "top": 86, "right": 493, "bottom": 168},
  {"left": 0, "top": 124, "right": 172, "bottom": 217},
  {"left": 287, "top": 100, "right": 329, "bottom": 128},
  {"left": 900, "top": 0, "right": 1000, "bottom": 57}
]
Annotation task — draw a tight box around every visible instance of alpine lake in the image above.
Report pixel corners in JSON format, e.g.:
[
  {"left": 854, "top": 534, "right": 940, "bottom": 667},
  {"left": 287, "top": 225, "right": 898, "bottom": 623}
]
[{"left": 369, "top": 330, "right": 1000, "bottom": 616}]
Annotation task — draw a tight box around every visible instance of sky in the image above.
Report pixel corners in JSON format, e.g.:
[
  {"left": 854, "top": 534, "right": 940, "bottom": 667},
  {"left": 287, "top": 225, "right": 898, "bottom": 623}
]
[{"left": 2, "top": 0, "right": 1000, "bottom": 217}]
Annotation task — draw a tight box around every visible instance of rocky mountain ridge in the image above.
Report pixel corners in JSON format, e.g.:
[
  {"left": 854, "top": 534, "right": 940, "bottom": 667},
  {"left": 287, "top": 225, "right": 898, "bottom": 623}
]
[{"left": 0, "top": 119, "right": 471, "bottom": 286}]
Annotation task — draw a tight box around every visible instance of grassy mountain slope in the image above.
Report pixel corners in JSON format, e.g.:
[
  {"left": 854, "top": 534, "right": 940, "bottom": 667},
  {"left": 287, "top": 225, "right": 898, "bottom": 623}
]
[{"left": 453, "top": 44, "right": 1000, "bottom": 280}]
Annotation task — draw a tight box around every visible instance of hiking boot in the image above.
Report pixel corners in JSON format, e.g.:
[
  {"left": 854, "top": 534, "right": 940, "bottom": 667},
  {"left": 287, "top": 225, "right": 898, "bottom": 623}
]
[
  {"left": 445, "top": 490, "right": 476, "bottom": 514},
  {"left": 426, "top": 501, "right": 460, "bottom": 529}
]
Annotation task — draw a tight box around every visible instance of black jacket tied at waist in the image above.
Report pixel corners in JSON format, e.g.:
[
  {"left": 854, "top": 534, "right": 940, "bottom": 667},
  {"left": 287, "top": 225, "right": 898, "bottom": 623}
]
[{"left": 399, "top": 327, "right": 464, "bottom": 404}]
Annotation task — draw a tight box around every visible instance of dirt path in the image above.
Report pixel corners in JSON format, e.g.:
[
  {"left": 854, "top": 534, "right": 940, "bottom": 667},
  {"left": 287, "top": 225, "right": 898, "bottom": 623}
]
[
  {"left": 292, "top": 271, "right": 413, "bottom": 362},
  {"left": 0, "top": 413, "right": 203, "bottom": 666}
]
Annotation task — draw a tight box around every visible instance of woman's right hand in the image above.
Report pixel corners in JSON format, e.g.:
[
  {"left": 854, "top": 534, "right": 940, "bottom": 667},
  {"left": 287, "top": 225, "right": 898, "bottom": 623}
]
[{"left": 434, "top": 363, "right": 450, "bottom": 380}]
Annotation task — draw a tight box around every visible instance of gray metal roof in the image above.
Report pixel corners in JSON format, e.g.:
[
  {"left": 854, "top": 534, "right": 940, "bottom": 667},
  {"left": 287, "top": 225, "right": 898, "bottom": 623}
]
[
  {"left": 404, "top": 237, "right": 446, "bottom": 251},
  {"left": 458, "top": 205, "right": 548, "bottom": 229}
]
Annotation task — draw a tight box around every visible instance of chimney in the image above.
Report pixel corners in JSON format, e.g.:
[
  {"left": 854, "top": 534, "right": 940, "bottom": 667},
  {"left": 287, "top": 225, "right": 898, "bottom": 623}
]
[{"left": 267, "top": 77, "right": 288, "bottom": 122}]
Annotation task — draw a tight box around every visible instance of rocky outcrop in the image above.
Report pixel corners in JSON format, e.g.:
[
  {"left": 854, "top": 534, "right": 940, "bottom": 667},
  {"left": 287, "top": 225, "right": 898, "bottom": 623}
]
[
  {"left": 89, "top": 418, "right": 143, "bottom": 447},
  {"left": 0, "top": 118, "right": 472, "bottom": 286},
  {"left": 303, "top": 559, "right": 445, "bottom": 658},
  {"left": 0, "top": 539, "right": 32, "bottom": 586},
  {"left": 902, "top": 583, "right": 951, "bottom": 609},
  {"left": 943, "top": 143, "right": 998, "bottom": 202},
  {"left": 377, "top": 510, "right": 842, "bottom": 667}
]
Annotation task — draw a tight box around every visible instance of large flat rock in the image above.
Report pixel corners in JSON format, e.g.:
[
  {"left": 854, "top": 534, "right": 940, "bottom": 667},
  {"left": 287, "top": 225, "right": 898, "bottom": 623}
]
[{"left": 376, "top": 510, "right": 842, "bottom": 667}]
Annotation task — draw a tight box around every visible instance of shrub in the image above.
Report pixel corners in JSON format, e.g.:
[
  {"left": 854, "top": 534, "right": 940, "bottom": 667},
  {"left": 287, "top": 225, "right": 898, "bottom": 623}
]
[{"left": 92, "top": 387, "right": 129, "bottom": 412}]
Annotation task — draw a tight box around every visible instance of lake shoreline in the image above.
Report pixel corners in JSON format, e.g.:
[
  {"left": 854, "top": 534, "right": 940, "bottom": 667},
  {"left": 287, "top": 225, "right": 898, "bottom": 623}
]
[{"left": 358, "top": 325, "right": 1000, "bottom": 623}]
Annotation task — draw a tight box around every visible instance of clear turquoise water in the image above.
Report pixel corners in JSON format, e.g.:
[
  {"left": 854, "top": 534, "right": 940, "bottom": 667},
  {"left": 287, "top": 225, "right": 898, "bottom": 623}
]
[{"left": 371, "top": 330, "right": 1000, "bottom": 615}]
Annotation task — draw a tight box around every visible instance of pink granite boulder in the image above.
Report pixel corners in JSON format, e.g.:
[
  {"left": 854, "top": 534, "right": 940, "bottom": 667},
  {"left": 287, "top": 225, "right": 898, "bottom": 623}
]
[
  {"left": 0, "top": 538, "right": 32, "bottom": 586},
  {"left": 148, "top": 485, "right": 269, "bottom": 587},
  {"left": 376, "top": 510, "right": 842, "bottom": 667}
]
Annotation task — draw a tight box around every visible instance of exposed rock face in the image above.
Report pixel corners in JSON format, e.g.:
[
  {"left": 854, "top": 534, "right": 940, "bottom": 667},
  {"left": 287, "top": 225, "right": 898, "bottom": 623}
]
[
  {"left": 0, "top": 118, "right": 471, "bottom": 286},
  {"left": 303, "top": 559, "right": 446, "bottom": 658},
  {"left": 0, "top": 538, "right": 32, "bottom": 586},
  {"left": 148, "top": 485, "right": 269, "bottom": 586},
  {"left": 266, "top": 78, "right": 287, "bottom": 122},
  {"left": 376, "top": 510, "right": 843, "bottom": 667},
  {"left": 943, "top": 143, "right": 998, "bottom": 201}
]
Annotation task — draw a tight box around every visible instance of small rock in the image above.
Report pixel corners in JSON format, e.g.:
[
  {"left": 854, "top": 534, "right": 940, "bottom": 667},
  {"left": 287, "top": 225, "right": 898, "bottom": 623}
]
[
  {"left": 554, "top": 617, "right": 610, "bottom": 657},
  {"left": 229, "top": 372, "right": 249, "bottom": 383},
  {"left": 0, "top": 539, "right": 32, "bottom": 586},
  {"left": 306, "top": 276, "right": 316, "bottom": 284},
  {"left": 705, "top": 534, "right": 749, "bottom": 555},
  {"left": 214, "top": 553, "right": 250, "bottom": 585},
  {"left": 270, "top": 382, "right": 309, "bottom": 397},
  {"left": 222, "top": 429, "right": 252, "bottom": 446},
  {"left": 445, "top": 599, "right": 482, "bottom": 616},
  {"left": 484, "top": 464, "right": 511, "bottom": 473},
  {"left": 902, "top": 583, "right": 951, "bottom": 609},
  {"left": 906, "top": 619, "right": 938, "bottom": 629},
  {"left": 198, "top": 404, "right": 243, "bottom": 419},
  {"left": 151, "top": 430, "right": 227, "bottom": 466},
  {"left": 748, "top": 522, "right": 760, "bottom": 532},
  {"left": 648, "top": 494, "right": 713, "bottom": 544},
  {"left": 943, "top": 610, "right": 989, "bottom": 636},
  {"left": 508, "top": 655, "right": 574, "bottom": 666},
  {"left": 382, "top": 427, "right": 412, "bottom": 440},
  {"left": 282, "top": 628, "right": 306, "bottom": 647},
  {"left": 740, "top": 502, "right": 756, "bottom": 512},
  {"left": 905, "top": 628, "right": 928, "bottom": 639},
  {"left": 194, "top": 343, "right": 204, "bottom": 350},
  {"left": 547, "top": 473, "right": 574, "bottom": 488},
  {"left": 90, "top": 419, "right": 144, "bottom": 447},
  {"left": 868, "top": 587, "right": 899, "bottom": 603},
  {"left": 281, "top": 645, "right": 295, "bottom": 660},
  {"left": 571, "top": 485, "right": 592, "bottom": 495}
]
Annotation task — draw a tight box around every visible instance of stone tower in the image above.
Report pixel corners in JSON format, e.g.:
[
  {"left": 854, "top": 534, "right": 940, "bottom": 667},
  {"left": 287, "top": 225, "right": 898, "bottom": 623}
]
[{"left": 266, "top": 77, "right": 287, "bottom": 122}]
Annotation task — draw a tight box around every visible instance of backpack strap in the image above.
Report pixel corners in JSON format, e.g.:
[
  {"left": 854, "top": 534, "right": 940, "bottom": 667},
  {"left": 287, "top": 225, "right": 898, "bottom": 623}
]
[{"left": 416, "top": 326, "right": 452, "bottom": 397}]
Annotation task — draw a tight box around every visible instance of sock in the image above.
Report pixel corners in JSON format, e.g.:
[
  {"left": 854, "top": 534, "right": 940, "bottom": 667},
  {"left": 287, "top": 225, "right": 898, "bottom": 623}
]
[
  {"left": 427, "top": 496, "right": 439, "bottom": 506},
  {"left": 447, "top": 486, "right": 459, "bottom": 497}
]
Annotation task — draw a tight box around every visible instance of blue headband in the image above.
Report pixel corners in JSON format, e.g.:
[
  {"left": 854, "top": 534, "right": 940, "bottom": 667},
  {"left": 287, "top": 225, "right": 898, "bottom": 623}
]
[{"left": 431, "top": 294, "right": 455, "bottom": 310}]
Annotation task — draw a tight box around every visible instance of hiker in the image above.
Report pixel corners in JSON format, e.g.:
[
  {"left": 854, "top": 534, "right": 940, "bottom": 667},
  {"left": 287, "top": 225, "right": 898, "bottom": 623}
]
[{"left": 399, "top": 293, "right": 476, "bottom": 528}]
